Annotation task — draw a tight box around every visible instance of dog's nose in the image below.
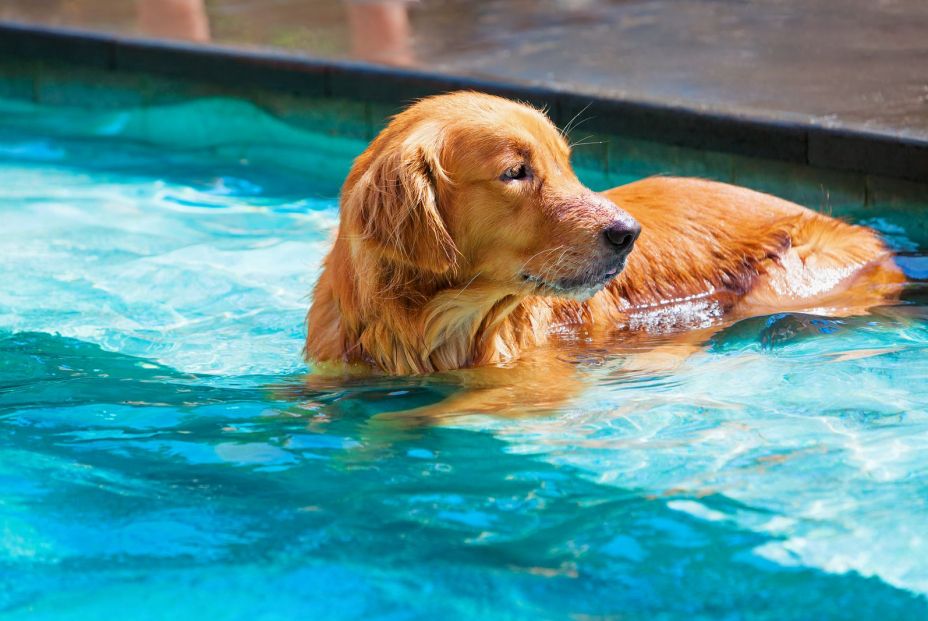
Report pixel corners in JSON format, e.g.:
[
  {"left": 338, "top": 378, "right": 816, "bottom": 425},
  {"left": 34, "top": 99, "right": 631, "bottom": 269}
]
[{"left": 603, "top": 219, "right": 641, "bottom": 256}]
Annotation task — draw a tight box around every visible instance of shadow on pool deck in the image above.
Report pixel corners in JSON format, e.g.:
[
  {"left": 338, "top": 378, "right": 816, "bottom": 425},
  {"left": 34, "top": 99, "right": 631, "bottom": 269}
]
[{"left": 1, "top": 0, "right": 926, "bottom": 141}]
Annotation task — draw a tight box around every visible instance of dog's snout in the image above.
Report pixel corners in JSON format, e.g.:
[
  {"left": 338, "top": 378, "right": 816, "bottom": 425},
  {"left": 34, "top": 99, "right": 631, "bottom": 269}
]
[{"left": 603, "top": 219, "right": 641, "bottom": 255}]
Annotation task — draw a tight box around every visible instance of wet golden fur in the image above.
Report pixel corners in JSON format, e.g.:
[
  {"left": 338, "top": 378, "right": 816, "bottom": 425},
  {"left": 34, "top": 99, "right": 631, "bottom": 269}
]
[{"left": 305, "top": 92, "right": 903, "bottom": 378}]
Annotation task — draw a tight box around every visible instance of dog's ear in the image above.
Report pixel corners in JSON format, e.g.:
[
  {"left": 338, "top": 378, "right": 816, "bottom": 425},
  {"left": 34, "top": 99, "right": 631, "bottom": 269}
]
[{"left": 344, "top": 128, "right": 457, "bottom": 274}]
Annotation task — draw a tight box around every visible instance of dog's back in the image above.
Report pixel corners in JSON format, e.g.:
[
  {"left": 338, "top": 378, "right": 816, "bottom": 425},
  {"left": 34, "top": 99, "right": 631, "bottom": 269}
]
[{"left": 594, "top": 177, "right": 903, "bottom": 322}]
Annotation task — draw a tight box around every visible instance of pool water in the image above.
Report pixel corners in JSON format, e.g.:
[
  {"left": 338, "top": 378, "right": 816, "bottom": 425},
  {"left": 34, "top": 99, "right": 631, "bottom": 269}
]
[{"left": 1, "top": 99, "right": 928, "bottom": 620}]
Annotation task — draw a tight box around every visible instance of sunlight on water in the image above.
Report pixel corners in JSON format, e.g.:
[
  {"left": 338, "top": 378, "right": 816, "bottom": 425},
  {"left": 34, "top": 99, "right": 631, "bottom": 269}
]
[
  {"left": 481, "top": 316, "right": 928, "bottom": 594},
  {"left": 1, "top": 99, "right": 928, "bottom": 620},
  {"left": 0, "top": 131, "right": 339, "bottom": 375}
]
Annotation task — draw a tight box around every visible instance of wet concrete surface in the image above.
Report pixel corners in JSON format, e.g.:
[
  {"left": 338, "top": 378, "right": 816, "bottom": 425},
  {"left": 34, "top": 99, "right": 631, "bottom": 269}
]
[{"left": 2, "top": 0, "right": 926, "bottom": 140}]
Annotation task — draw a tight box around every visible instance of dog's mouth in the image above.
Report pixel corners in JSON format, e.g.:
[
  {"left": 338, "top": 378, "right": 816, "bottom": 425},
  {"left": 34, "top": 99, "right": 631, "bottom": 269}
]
[{"left": 520, "top": 261, "right": 625, "bottom": 301}]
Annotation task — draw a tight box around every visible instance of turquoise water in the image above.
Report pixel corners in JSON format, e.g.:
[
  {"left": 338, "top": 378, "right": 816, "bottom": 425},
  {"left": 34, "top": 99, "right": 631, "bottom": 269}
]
[{"left": 2, "top": 98, "right": 928, "bottom": 620}]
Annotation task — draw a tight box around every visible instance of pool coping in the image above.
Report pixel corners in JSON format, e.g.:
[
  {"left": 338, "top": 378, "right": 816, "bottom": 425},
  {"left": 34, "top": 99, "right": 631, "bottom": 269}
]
[{"left": 0, "top": 21, "right": 925, "bottom": 184}]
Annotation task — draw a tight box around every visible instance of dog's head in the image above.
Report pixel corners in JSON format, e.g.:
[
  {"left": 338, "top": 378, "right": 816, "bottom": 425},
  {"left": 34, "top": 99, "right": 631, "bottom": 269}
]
[{"left": 341, "top": 92, "right": 639, "bottom": 301}]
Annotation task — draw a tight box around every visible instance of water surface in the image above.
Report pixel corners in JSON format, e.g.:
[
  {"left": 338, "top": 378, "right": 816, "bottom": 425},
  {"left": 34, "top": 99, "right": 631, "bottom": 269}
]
[{"left": 1, "top": 101, "right": 928, "bottom": 620}]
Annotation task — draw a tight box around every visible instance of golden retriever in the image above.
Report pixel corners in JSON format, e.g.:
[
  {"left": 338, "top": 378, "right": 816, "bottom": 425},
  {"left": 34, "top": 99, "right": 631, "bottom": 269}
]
[{"left": 304, "top": 92, "right": 903, "bottom": 395}]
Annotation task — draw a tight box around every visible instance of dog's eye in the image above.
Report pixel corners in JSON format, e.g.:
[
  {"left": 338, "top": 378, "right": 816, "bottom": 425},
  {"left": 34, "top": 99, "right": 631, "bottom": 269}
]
[{"left": 500, "top": 164, "right": 529, "bottom": 182}]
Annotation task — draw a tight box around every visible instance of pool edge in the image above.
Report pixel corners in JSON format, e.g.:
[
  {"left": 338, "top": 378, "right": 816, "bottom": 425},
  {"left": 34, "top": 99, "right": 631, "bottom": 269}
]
[{"left": 0, "top": 20, "right": 925, "bottom": 184}]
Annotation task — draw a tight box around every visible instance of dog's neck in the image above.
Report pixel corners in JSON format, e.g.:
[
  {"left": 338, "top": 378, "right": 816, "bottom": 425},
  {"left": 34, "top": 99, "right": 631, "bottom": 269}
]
[
  {"left": 305, "top": 238, "right": 574, "bottom": 374},
  {"left": 419, "top": 282, "right": 553, "bottom": 371}
]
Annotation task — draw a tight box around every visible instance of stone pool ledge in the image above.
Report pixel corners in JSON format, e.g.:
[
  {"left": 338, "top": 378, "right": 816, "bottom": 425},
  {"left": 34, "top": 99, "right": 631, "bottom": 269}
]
[{"left": 0, "top": 20, "right": 924, "bottom": 220}]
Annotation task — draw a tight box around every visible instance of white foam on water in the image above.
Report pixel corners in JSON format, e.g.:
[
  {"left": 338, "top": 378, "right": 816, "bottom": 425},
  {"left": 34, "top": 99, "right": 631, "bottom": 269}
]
[
  {"left": 0, "top": 153, "right": 339, "bottom": 376},
  {"left": 478, "top": 345, "right": 928, "bottom": 596}
]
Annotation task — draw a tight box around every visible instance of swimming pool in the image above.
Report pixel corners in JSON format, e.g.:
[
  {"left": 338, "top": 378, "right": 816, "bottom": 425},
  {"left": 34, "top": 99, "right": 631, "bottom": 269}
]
[{"left": 1, "top": 96, "right": 927, "bottom": 620}]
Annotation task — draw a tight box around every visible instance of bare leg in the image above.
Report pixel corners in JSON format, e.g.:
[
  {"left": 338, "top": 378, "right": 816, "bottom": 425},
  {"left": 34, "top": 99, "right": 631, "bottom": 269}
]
[
  {"left": 346, "top": 2, "right": 414, "bottom": 65},
  {"left": 138, "top": 0, "right": 210, "bottom": 42}
]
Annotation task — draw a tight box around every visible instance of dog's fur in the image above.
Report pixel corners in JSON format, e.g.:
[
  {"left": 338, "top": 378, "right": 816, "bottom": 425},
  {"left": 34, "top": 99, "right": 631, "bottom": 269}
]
[{"left": 305, "top": 92, "right": 903, "bottom": 377}]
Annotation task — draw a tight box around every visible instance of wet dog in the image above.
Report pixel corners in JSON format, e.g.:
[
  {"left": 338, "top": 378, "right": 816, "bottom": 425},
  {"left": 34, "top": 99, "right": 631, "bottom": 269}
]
[{"left": 304, "top": 91, "right": 902, "bottom": 385}]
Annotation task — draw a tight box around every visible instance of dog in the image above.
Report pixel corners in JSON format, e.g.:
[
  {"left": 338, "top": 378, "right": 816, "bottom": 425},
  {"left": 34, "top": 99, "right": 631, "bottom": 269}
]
[{"left": 304, "top": 92, "right": 903, "bottom": 398}]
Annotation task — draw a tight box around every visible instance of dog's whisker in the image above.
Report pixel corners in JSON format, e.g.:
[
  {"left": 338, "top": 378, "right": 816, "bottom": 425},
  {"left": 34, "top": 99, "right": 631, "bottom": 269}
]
[
  {"left": 561, "top": 102, "right": 593, "bottom": 138},
  {"left": 536, "top": 244, "right": 570, "bottom": 274},
  {"left": 569, "top": 136, "right": 607, "bottom": 149},
  {"left": 515, "top": 245, "right": 567, "bottom": 280}
]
